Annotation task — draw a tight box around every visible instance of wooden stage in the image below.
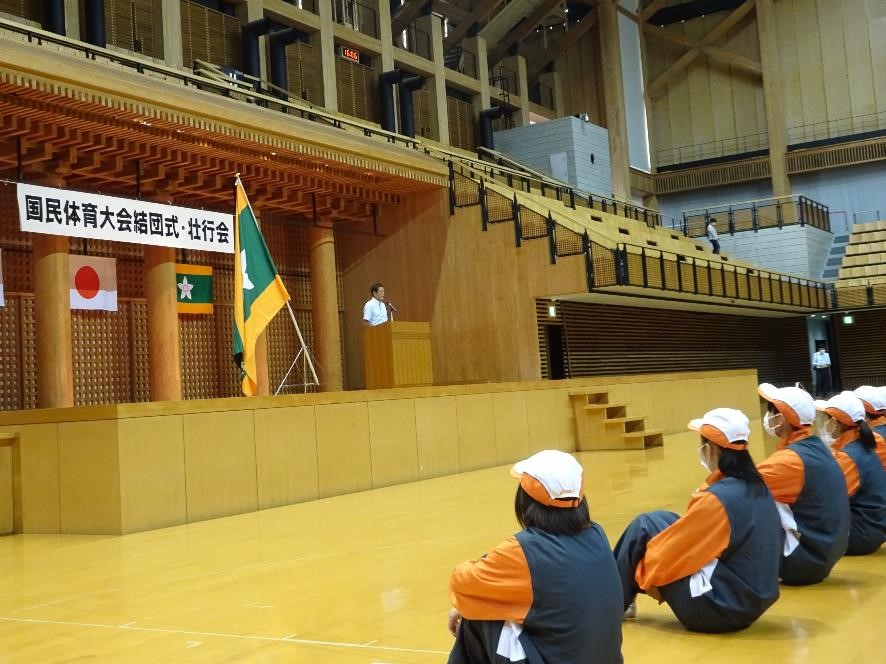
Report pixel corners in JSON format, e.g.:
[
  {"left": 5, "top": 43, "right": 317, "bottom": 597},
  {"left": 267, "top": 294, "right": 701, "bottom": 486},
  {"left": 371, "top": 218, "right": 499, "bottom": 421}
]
[
  {"left": 0, "top": 370, "right": 761, "bottom": 535},
  {"left": 0, "top": 427, "right": 882, "bottom": 662}
]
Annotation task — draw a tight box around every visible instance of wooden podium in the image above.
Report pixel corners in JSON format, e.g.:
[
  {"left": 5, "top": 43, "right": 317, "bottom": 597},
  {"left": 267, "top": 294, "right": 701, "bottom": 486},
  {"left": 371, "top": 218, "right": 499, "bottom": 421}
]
[{"left": 363, "top": 321, "right": 434, "bottom": 389}]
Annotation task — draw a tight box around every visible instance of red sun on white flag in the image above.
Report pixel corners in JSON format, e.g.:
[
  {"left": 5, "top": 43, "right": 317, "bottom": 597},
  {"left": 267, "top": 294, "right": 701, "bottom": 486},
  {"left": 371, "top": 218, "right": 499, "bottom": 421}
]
[{"left": 69, "top": 255, "right": 117, "bottom": 311}]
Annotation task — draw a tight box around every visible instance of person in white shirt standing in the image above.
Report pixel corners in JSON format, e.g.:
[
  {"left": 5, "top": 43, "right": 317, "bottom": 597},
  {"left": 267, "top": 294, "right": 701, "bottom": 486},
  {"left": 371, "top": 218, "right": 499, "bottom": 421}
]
[
  {"left": 363, "top": 282, "right": 390, "bottom": 327},
  {"left": 706, "top": 218, "right": 721, "bottom": 255},
  {"left": 812, "top": 346, "right": 832, "bottom": 397}
]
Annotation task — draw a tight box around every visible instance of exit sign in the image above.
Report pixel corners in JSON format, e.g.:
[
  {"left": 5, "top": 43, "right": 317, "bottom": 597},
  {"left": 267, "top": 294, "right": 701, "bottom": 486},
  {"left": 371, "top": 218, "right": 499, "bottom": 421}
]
[{"left": 339, "top": 46, "right": 360, "bottom": 62}]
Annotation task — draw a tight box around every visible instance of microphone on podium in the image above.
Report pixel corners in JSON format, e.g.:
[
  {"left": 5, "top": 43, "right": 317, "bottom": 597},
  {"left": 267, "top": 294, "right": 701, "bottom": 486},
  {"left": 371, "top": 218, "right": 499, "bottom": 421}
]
[{"left": 388, "top": 302, "right": 398, "bottom": 313}]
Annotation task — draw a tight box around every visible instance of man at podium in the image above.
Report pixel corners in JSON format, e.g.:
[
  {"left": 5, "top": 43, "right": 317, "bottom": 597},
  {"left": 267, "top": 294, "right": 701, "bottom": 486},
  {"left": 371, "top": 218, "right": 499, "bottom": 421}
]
[{"left": 363, "top": 282, "right": 390, "bottom": 327}]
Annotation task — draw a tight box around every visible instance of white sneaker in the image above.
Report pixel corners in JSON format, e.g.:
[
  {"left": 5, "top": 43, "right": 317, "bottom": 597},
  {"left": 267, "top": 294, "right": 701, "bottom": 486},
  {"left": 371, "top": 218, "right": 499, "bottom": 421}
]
[{"left": 623, "top": 600, "right": 637, "bottom": 620}]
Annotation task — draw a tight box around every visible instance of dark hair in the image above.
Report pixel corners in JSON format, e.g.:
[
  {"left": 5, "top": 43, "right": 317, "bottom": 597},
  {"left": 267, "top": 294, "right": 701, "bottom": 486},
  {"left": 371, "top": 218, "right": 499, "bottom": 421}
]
[
  {"left": 712, "top": 444, "right": 768, "bottom": 495},
  {"left": 855, "top": 419, "right": 876, "bottom": 449},
  {"left": 766, "top": 402, "right": 778, "bottom": 416},
  {"left": 370, "top": 282, "right": 383, "bottom": 294},
  {"left": 514, "top": 485, "right": 591, "bottom": 535}
]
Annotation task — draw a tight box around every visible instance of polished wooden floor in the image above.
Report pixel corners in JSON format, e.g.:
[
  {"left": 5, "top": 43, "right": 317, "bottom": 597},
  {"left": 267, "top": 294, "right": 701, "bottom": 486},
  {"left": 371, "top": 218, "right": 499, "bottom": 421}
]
[{"left": 1, "top": 427, "right": 883, "bottom": 662}]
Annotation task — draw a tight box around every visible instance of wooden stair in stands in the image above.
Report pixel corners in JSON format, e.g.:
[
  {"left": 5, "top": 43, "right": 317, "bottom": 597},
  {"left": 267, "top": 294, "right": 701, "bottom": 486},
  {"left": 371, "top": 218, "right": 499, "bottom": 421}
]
[{"left": 569, "top": 391, "right": 664, "bottom": 451}]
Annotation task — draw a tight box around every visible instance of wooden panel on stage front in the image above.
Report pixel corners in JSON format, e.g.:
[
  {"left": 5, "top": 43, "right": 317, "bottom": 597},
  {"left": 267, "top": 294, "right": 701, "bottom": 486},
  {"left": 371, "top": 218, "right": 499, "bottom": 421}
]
[
  {"left": 414, "top": 396, "right": 460, "bottom": 479},
  {"left": 363, "top": 322, "right": 434, "bottom": 389},
  {"left": 0, "top": 423, "right": 60, "bottom": 533},
  {"left": 525, "top": 388, "right": 575, "bottom": 453},
  {"left": 492, "top": 391, "right": 531, "bottom": 465},
  {"left": 254, "top": 406, "right": 320, "bottom": 509},
  {"left": 315, "top": 402, "right": 372, "bottom": 497},
  {"left": 368, "top": 399, "right": 420, "bottom": 488},
  {"left": 456, "top": 393, "right": 497, "bottom": 472},
  {"left": 182, "top": 410, "right": 258, "bottom": 523},
  {"left": 58, "top": 420, "right": 122, "bottom": 534},
  {"left": 118, "top": 415, "right": 186, "bottom": 534},
  {"left": 0, "top": 440, "right": 12, "bottom": 534}
]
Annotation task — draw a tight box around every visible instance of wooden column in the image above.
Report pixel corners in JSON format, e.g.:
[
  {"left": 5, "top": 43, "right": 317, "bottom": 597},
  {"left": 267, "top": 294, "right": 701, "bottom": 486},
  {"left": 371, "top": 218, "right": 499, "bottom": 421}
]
[
  {"left": 467, "top": 36, "right": 491, "bottom": 114},
  {"left": 502, "top": 55, "right": 530, "bottom": 126},
  {"left": 64, "top": 0, "right": 80, "bottom": 38},
  {"left": 144, "top": 246, "right": 182, "bottom": 401},
  {"left": 314, "top": 0, "right": 339, "bottom": 111},
  {"left": 33, "top": 235, "right": 73, "bottom": 408},
  {"left": 417, "top": 13, "right": 450, "bottom": 145},
  {"left": 756, "top": 0, "right": 790, "bottom": 197},
  {"left": 160, "top": 0, "right": 184, "bottom": 70},
  {"left": 598, "top": 0, "right": 632, "bottom": 200},
  {"left": 377, "top": 0, "right": 395, "bottom": 72},
  {"left": 309, "top": 224, "right": 343, "bottom": 391}
]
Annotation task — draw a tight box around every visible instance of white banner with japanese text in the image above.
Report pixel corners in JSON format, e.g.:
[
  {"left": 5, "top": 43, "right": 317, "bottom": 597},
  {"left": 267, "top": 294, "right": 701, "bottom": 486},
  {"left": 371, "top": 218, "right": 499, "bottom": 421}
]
[{"left": 17, "top": 183, "right": 234, "bottom": 253}]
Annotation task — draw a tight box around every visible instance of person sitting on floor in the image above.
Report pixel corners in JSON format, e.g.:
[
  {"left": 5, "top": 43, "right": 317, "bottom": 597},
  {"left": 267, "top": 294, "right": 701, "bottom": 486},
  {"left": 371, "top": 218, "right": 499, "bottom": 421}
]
[
  {"left": 756, "top": 383, "right": 850, "bottom": 585},
  {"left": 613, "top": 408, "right": 781, "bottom": 633},
  {"left": 815, "top": 392, "right": 886, "bottom": 555},
  {"left": 447, "top": 450, "right": 623, "bottom": 664}
]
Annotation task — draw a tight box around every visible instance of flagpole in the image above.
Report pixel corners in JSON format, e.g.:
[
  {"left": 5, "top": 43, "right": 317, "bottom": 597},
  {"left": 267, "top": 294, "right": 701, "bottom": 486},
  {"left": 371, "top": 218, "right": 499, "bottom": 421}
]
[{"left": 285, "top": 301, "right": 320, "bottom": 386}]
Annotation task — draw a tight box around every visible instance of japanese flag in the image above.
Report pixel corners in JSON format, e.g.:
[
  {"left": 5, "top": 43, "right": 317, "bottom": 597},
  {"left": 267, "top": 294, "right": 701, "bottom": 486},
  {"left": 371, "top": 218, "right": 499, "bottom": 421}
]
[{"left": 70, "top": 255, "right": 117, "bottom": 311}]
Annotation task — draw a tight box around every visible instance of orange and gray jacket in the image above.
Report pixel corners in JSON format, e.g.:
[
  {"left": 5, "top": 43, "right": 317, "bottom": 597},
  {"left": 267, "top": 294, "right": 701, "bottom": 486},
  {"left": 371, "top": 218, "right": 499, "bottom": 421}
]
[
  {"left": 450, "top": 523, "right": 623, "bottom": 664},
  {"left": 756, "top": 430, "right": 851, "bottom": 583},
  {"left": 833, "top": 429, "right": 886, "bottom": 553},
  {"left": 636, "top": 475, "right": 781, "bottom": 626}
]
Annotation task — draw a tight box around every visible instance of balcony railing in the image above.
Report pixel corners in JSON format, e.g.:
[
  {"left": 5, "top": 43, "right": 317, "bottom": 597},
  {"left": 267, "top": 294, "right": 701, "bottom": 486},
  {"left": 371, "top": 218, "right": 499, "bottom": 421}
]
[
  {"left": 681, "top": 195, "right": 830, "bottom": 237},
  {"left": 282, "top": 0, "right": 318, "bottom": 13},
  {"left": 392, "top": 19, "right": 431, "bottom": 60},
  {"left": 788, "top": 110, "right": 886, "bottom": 146},
  {"left": 528, "top": 81, "right": 554, "bottom": 110},
  {"left": 656, "top": 131, "right": 769, "bottom": 168},
  {"left": 444, "top": 46, "right": 477, "bottom": 79},
  {"left": 489, "top": 65, "right": 518, "bottom": 97},
  {"left": 332, "top": 0, "right": 377, "bottom": 38}
]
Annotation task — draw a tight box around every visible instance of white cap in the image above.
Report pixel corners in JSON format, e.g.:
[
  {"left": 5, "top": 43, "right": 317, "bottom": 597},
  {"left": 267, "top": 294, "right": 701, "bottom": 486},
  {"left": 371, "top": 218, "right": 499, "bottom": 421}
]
[
  {"left": 511, "top": 450, "right": 584, "bottom": 509},
  {"left": 688, "top": 408, "right": 751, "bottom": 450},
  {"left": 814, "top": 391, "right": 866, "bottom": 427},
  {"left": 758, "top": 383, "right": 816, "bottom": 426},
  {"left": 854, "top": 386, "right": 886, "bottom": 414}
]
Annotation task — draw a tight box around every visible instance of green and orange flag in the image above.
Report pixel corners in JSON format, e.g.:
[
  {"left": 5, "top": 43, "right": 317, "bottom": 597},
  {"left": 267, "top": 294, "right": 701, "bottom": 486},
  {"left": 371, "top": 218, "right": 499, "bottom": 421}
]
[
  {"left": 232, "top": 176, "right": 290, "bottom": 396},
  {"left": 176, "top": 264, "right": 213, "bottom": 314}
]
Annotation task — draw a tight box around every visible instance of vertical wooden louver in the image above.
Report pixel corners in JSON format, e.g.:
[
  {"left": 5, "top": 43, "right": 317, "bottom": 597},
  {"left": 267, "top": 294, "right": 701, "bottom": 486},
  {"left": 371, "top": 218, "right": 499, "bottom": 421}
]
[
  {"left": 335, "top": 57, "right": 379, "bottom": 123},
  {"left": 0, "top": 0, "right": 42, "bottom": 23},
  {"left": 180, "top": 0, "right": 242, "bottom": 70},
  {"left": 286, "top": 41, "right": 317, "bottom": 103},
  {"left": 447, "top": 96, "right": 477, "bottom": 151},
  {"left": 106, "top": 0, "right": 159, "bottom": 57}
]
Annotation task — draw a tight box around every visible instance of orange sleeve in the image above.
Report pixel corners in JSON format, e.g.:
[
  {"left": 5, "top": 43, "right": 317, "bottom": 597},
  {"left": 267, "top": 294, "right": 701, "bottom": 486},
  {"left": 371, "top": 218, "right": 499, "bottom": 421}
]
[
  {"left": 449, "top": 536, "right": 533, "bottom": 622},
  {"left": 756, "top": 450, "right": 805, "bottom": 504},
  {"left": 875, "top": 433, "right": 886, "bottom": 472},
  {"left": 635, "top": 492, "right": 731, "bottom": 591},
  {"left": 834, "top": 451, "right": 860, "bottom": 497}
]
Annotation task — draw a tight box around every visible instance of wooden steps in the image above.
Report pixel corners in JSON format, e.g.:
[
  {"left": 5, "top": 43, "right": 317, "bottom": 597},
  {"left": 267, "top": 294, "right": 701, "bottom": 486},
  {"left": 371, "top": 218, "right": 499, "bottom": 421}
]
[{"left": 569, "top": 391, "right": 663, "bottom": 451}]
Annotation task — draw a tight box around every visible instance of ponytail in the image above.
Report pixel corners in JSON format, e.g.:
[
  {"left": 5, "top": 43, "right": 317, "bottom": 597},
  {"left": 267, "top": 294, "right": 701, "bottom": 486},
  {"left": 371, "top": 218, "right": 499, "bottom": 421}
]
[
  {"left": 857, "top": 420, "right": 876, "bottom": 449},
  {"left": 718, "top": 448, "right": 767, "bottom": 494}
]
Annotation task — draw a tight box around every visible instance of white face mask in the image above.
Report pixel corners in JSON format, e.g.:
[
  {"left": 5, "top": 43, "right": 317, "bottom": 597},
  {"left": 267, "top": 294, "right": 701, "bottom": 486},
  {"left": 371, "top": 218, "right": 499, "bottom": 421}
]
[
  {"left": 763, "top": 412, "right": 782, "bottom": 438},
  {"left": 698, "top": 444, "right": 713, "bottom": 472}
]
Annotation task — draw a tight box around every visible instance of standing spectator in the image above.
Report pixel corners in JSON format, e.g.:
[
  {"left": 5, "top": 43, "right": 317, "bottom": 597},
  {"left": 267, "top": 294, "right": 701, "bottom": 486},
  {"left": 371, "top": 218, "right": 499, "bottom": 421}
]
[
  {"left": 812, "top": 346, "right": 832, "bottom": 397},
  {"left": 706, "top": 218, "right": 721, "bottom": 255}
]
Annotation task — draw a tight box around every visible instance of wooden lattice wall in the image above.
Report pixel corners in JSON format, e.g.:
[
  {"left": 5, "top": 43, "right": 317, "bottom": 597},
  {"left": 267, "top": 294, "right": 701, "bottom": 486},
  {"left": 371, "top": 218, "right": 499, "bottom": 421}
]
[{"left": 0, "top": 186, "right": 344, "bottom": 410}]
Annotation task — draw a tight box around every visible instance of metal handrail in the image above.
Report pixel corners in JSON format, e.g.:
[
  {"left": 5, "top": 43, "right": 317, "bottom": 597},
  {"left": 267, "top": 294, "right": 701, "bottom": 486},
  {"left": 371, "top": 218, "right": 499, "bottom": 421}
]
[
  {"left": 392, "top": 19, "right": 431, "bottom": 59},
  {"left": 788, "top": 110, "right": 886, "bottom": 145},
  {"left": 681, "top": 195, "right": 831, "bottom": 237},
  {"left": 656, "top": 131, "right": 769, "bottom": 167}
]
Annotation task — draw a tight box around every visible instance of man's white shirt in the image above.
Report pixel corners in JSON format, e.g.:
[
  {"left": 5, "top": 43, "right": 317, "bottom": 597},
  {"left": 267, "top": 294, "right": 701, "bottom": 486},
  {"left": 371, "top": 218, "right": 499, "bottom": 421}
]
[
  {"left": 363, "top": 298, "right": 389, "bottom": 326},
  {"left": 813, "top": 351, "right": 831, "bottom": 368},
  {"left": 707, "top": 224, "right": 718, "bottom": 240}
]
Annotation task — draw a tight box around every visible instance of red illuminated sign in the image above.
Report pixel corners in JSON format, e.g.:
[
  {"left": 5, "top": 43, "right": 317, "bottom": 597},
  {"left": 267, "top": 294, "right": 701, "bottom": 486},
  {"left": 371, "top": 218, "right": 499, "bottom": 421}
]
[{"left": 340, "top": 47, "right": 360, "bottom": 62}]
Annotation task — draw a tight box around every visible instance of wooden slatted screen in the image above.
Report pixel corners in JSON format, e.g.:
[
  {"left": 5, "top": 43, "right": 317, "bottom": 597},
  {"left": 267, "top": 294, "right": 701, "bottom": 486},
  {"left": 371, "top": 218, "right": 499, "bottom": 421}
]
[
  {"left": 412, "top": 87, "right": 433, "bottom": 139},
  {"left": 834, "top": 309, "right": 886, "bottom": 389},
  {"left": 0, "top": 0, "right": 41, "bottom": 22},
  {"left": 286, "top": 41, "right": 317, "bottom": 103},
  {"left": 447, "top": 96, "right": 476, "bottom": 151},
  {"left": 335, "top": 57, "right": 379, "bottom": 123},
  {"left": 106, "top": 0, "right": 160, "bottom": 58},
  {"left": 541, "top": 300, "right": 811, "bottom": 387},
  {"left": 180, "top": 0, "right": 242, "bottom": 69}
]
